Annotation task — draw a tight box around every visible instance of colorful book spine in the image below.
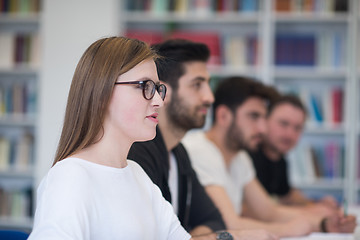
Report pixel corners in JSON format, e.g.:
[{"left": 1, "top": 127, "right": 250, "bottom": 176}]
[
  {"left": 289, "top": 141, "right": 344, "bottom": 183},
  {"left": 279, "top": 86, "right": 344, "bottom": 127},
  {"left": 275, "top": 0, "right": 347, "bottom": 13},
  {"left": 0, "top": 82, "right": 37, "bottom": 116},
  {"left": 125, "top": 0, "right": 260, "bottom": 13},
  {"left": 0, "top": 188, "right": 33, "bottom": 219},
  {"left": 0, "top": 134, "right": 34, "bottom": 172},
  {"left": 0, "top": 0, "right": 41, "bottom": 14},
  {"left": 275, "top": 34, "right": 315, "bottom": 66}
]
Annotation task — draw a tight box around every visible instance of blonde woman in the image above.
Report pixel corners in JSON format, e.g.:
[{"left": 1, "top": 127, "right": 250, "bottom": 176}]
[{"left": 29, "top": 37, "right": 191, "bottom": 240}]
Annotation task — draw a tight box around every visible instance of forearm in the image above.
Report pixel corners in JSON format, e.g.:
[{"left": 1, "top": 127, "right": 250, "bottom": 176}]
[
  {"left": 228, "top": 216, "right": 292, "bottom": 237},
  {"left": 190, "top": 226, "right": 216, "bottom": 240},
  {"left": 279, "top": 189, "right": 312, "bottom": 206}
]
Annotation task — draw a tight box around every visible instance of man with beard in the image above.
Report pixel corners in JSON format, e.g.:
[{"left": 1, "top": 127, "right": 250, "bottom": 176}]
[
  {"left": 128, "top": 40, "right": 277, "bottom": 240},
  {"left": 248, "top": 94, "right": 338, "bottom": 207},
  {"left": 182, "top": 76, "right": 356, "bottom": 237}
]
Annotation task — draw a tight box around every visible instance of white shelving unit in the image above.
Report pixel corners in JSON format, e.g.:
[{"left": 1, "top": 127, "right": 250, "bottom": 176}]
[
  {"left": 0, "top": 2, "right": 41, "bottom": 230},
  {"left": 271, "top": 1, "right": 350, "bottom": 200},
  {"left": 120, "top": 0, "right": 359, "bottom": 204}
]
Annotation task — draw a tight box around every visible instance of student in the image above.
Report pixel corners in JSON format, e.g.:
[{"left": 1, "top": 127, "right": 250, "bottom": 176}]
[
  {"left": 182, "top": 76, "right": 356, "bottom": 238},
  {"left": 128, "top": 39, "right": 278, "bottom": 240},
  {"left": 28, "top": 37, "right": 191, "bottom": 240},
  {"left": 249, "top": 94, "right": 338, "bottom": 207}
]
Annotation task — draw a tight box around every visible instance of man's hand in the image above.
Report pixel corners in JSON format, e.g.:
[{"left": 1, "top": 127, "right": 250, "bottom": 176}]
[
  {"left": 325, "top": 213, "right": 357, "bottom": 233},
  {"left": 228, "top": 229, "right": 279, "bottom": 240},
  {"left": 281, "top": 217, "right": 313, "bottom": 237},
  {"left": 319, "top": 196, "right": 338, "bottom": 209},
  {"left": 303, "top": 202, "right": 337, "bottom": 217}
]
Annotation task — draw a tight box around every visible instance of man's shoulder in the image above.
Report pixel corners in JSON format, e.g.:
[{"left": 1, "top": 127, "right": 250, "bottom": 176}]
[{"left": 182, "top": 130, "right": 206, "bottom": 146}]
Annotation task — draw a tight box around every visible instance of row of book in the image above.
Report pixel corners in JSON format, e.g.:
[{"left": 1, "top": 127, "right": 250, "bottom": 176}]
[
  {"left": 125, "top": 0, "right": 347, "bottom": 14},
  {"left": 0, "top": 134, "right": 34, "bottom": 172},
  {"left": 275, "top": 32, "right": 346, "bottom": 67},
  {"left": 126, "top": 0, "right": 259, "bottom": 14},
  {"left": 288, "top": 140, "right": 344, "bottom": 184},
  {"left": 0, "top": 82, "right": 37, "bottom": 116},
  {"left": 127, "top": 30, "right": 346, "bottom": 68},
  {"left": 275, "top": 0, "right": 348, "bottom": 13},
  {"left": 0, "top": 0, "right": 40, "bottom": 14},
  {"left": 0, "top": 188, "right": 32, "bottom": 219},
  {"left": 0, "top": 33, "right": 40, "bottom": 69},
  {"left": 279, "top": 85, "right": 344, "bottom": 126}
]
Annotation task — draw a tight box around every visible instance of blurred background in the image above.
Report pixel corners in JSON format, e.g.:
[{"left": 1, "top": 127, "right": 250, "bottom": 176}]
[{"left": 0, "top": 0, "right": 358, "bottom": 233}]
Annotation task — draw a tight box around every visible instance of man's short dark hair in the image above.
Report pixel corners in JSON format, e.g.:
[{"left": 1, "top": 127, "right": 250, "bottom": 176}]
[
  {"left": 268, "top": 94, "right": 307, "bottom": 117},
  {"left": 213, "top": 76, "right": 279, "bottom": 122},
  {"left": 151, "top": 39, "right": 210, "bottom": 91}
]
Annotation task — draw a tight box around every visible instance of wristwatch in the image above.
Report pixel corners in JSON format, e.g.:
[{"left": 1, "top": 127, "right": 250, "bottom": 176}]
[{"left": 216, "top": 231, "right": 234, "bottom": 240}]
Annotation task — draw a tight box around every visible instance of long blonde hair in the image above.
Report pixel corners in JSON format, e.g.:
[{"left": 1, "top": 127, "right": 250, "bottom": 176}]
[{"left": 53, "top": 37, "right": 157, "bottom": 166}]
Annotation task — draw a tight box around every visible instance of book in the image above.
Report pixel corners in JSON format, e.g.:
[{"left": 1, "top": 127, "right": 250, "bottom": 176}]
[
  {"left": 275, "top": 34, "right": 315, "bottom": 66},
  {"left": 192, "top": 0, "right": 213, "bottom": 15},
  {"left": 13, "top": 133, "right": 33, "bottom": 171},
  {"left": 174, "top": 0, "right": 189, "bottom": 13},
  {"left": 151, "top": 0, "right": 168, "bottom": 14},
  {"left": 223, "top": 35, "right": 246, "bottom": 67},
  {"left": 331, "top": 87, "right": 343, "bottom": 124},
  {"left": 0, "top": 137, "right": 11, "bottom": 171},
  {"left": 0, "top": 33, "right": 15, "bottom": 68},
  {"left": 29, "top": 33, "right": 41, "bottom": 67},
  {"left": 14, "top": 34, "right": 25, "bottom": 65},
  {"left": 241, "top": 0, "right": 258, "bottom": 12},
  {"left": 275, "top": 0, "right": 291, "bottom": 12},
  {"left": 321, "top": 88, "right": 332, "bottom": 125},
  {"left": 0, "top": 86, "right": 4, "bottom": 116},
  {"left": 309, "top": 93, "right": 323, "bottom": 123}
]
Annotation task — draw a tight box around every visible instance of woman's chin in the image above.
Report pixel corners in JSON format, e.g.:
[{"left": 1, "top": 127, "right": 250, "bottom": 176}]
[{"left": 136, "top": 131, "right": 157, "bottom": 142}]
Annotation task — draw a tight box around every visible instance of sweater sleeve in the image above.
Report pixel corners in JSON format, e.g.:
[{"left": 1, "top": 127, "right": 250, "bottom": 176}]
[
  {"left": 188, "top": 168, "right": 226, "bottom": 232},
  {"left": 175, "top": 143, "right": 226, "bottom": 232}
]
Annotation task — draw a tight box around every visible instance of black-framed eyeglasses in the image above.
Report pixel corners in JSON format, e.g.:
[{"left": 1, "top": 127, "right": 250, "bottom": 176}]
[{"left": 115, "top": 79, "right": 167, "bottom": 101}]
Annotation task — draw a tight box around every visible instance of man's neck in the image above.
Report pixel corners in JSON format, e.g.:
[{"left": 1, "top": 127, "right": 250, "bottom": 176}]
[
  {"left": 206, "top": 126, "right": 237, "bottom": 168},
  {"left": 158, "top": 119, "right": 187, "bottom": 152},
  {"left": 262, "top": 144, "right": 282, "bottom": 162}
]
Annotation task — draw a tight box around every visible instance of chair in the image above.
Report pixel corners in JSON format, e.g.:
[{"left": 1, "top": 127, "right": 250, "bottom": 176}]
[{"left": 0, "top": 230, "right": 29, "bottom": 240}]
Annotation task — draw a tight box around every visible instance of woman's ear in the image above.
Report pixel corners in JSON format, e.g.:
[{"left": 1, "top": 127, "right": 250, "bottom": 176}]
[{"left": 215, "top": 105, "right": 233, "bottom": 127}]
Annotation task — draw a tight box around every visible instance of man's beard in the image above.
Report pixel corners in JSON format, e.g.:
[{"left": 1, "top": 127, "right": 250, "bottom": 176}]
[
  {"left": 265, "top": 137, "right": 292, "bottom": 156},
  {"left": 166, "top": 92, "right": 209, "bottom": 132},
  {"left": 226, "top": 120, "right": 263, "bottom": 152},
  {"left": 226, "top": 120, "right": 246, "bottom": 151}
]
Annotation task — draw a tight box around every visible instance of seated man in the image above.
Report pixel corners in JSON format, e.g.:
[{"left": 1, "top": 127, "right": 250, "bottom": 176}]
[
  {"left": 182, "top": 76, "right": 356, "bottom": 238},
  {"left": 248, "top": 94, "right": 337, "bottom": 207},
  {"left": 128, "top": 40, "right": 277, "bottom": 240}
]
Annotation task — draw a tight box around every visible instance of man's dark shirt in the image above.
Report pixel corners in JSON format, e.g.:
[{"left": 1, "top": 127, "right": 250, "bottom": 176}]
[
  {"left": 128, "top": 127, "right": 225, "bottom": 232},
  {"left": 249, "top": 147, "right": 291, "bottom": 197}
]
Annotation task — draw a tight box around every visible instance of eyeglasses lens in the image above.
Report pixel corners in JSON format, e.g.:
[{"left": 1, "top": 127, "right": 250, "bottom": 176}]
[{"left": 144, "top": 81, "right": 155, "bottom": 100}]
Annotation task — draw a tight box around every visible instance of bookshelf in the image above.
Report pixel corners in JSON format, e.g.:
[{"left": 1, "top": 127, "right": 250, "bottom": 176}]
[
  {"left": 0, "top": 0, "right": 41, "bottom": 231},
  {"left": 120, "top": 0, "right": 360, "bottom": 204}
]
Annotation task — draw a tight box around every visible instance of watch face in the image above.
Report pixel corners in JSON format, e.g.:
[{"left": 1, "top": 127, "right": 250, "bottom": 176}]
[{"left": 216, "top": 231, "right": 234, "bottom": 240}]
